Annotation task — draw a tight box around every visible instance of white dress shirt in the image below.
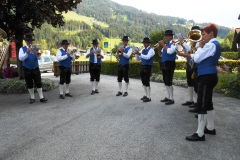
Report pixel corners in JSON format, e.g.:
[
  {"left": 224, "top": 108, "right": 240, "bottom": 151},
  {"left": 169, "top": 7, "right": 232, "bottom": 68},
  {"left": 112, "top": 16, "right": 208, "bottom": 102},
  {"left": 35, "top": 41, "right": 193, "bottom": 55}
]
[
  {"left": 115, "top": 46, "right": 132, "bottom": 58},
  {"left": 190, "top": 38, "right": 218, "bottom": 63},
  {"left": 161, "top": 40, "right": 179, "bottom": 55},
  {"left": 85, "top": 47, "right": 104, "bottom": 63},
  {"left": 136, "top": 46, "right": 155, "bottom": 60},
  {"left": 56, "top": 48, "right": 76, "bottom": 62},
  {"left": 19, "top": 45, "right": 41, "bottom": 61}
]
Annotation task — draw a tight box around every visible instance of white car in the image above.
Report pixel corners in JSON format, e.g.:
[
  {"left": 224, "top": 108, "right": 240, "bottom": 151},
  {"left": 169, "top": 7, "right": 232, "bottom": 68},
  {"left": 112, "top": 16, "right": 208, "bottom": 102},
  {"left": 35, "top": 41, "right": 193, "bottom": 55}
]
[{"left": 38, "top": 56, "right": 54, "bottom": 72}]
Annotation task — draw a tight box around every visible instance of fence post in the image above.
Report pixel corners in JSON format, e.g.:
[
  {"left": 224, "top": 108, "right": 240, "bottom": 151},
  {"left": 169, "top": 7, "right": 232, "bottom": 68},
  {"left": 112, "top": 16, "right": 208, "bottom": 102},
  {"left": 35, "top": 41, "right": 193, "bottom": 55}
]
[{"left": 53, "top": 61, "right": 59, "bottom": 77}]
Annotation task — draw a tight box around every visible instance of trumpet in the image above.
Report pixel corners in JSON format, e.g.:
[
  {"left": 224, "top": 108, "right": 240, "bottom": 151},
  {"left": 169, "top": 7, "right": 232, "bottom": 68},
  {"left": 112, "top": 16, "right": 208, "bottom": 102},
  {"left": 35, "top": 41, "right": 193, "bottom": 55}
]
[{"left": 152, "top": 39, "right": 167, "bottom": 49}]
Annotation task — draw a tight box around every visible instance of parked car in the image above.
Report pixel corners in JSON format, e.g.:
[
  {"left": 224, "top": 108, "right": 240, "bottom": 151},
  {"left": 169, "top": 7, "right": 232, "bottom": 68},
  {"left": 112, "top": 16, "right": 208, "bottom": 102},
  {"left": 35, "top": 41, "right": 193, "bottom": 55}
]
[{"left": 38, "top": 56, "right": 54, "bottom": 72}]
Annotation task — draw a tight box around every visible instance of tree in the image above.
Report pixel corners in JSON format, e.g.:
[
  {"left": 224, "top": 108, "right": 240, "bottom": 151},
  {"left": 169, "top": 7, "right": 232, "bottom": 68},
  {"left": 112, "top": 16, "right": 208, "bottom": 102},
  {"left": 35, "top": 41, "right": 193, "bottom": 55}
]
[
  {"left": 149, "top": 30, "right": 165, "bottom": 62},
  {"left": 0, "top": 0, "right": 82, "bottom": 79}
]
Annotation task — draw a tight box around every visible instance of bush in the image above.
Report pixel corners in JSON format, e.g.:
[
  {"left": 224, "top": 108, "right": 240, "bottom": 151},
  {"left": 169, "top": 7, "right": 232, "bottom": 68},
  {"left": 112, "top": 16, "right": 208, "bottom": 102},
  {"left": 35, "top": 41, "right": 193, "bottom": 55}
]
[
  {"left": 101, "top": 60, "right": 237, "bottom": 77},
  {"left": 0, "top": 78, "right": 55, "bottom": 93},
  {"left": 221, "top": 52, "right": 238, "bottom": 60}
]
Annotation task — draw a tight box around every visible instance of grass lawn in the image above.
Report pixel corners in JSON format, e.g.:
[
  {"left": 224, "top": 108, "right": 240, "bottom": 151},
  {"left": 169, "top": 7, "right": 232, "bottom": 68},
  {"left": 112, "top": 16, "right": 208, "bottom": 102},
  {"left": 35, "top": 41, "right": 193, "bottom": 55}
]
[
  {"left": 174, "top": 70, "right": 186, "bottom": 79},
  {"left": 63, "top": 11, "right": 109, "bottom": 28}
]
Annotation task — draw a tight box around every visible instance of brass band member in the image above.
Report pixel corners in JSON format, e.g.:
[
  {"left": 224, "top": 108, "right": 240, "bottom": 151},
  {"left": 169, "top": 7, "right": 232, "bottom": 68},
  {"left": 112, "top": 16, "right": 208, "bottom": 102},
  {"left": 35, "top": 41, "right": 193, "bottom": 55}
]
[
  {"left": 19, "top": 35, "right": 47, "bottom": 104},
  {"left": 179, "top": 24, "right": 220, "bottom": 141},
  {"left": 115, "top": 36, "right": 132, "bottom": 97},
  {"left": 56, "top": 40, "right": 76, "bottom": 99},
  {"left": 135, "top": 37, "right": 155, "bottom": 102},
  {"left": 158, "top": 30, "right": 177, "bottom": 105},
  {"left": 86, "top": 39, "right": 104, "bottom": 95},
  {"left": 182, "top": 26, "right": 201, "bottom": 107}
]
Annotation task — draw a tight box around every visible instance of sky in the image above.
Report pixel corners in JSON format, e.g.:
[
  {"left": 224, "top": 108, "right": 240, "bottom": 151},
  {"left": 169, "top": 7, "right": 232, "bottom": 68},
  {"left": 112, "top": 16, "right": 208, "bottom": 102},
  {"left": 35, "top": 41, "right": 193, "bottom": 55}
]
[{"left": 111, "top": 0, "right": 240, "bottom": 28}]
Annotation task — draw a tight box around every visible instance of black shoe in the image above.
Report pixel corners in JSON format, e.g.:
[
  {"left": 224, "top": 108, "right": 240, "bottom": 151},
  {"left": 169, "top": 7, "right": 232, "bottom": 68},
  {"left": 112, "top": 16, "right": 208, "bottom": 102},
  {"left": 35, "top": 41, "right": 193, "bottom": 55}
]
[
  {"left": 123, "top": 92, "right": 128, "bottom": 97},
  {"left": 161, "top": 97, "right": 169, "bottom": 102},
  {"left": 186, "top": 133, "right": 205, "bottom": 141},
  {"left": 116, "top": 92, "right": 122, "bottom": 96},
  {"left": 29, "top": 99, "right": 35, "bottom": 104},
  {"left": 65, "top": 93, "right": 73, "bottom": 97},
  {"left": 95, "top": 89, "right": 99, "bottom": 94},
  {"left": 189, "top": 107, "right": 198, "bottom": 113},
  {"left": 182, "top": 101, "right": 194, "bottom": 106},
  {"left": 59, "top": 94, "right": 65, "bottom": 99},
  {"left": 195, "top": 114, "right": 198, "bottom": 118},
  {"left": 91, "top": 90, "right": 95, "bottom": 95},
  {"left": 143, "top": 97, "right": 151, "bottom": 102},
  {"left": 40, "top": 97, "right": 48, "bottom": 103},
  {"left": 189, "top": 103, "right": 197, "bottom": 108},
  {"left": 204, "top": 127, "right": 216, "bottom": 135},
  {"left": 141, "top": 96, "right": 147, "bottom": 100},
  {"left": 165, "top": 99, "right": 175, "bottom": 105}
]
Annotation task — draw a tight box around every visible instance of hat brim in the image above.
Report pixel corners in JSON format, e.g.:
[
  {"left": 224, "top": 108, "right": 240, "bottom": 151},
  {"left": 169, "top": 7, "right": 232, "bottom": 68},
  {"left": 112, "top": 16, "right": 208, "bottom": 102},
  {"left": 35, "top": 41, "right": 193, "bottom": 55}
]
[
  {"left": 122, "top": 39, "right": 129, "bottom": 41},
  {"left": 165, "top": 33, "right": 174, "bottom": 36},
  {"left": 142, "top": 40, "right": 151, "bottom": 43},
  {"left": 91, "top": 42, "right": 99, "bottom": 44},
  {"left": 24, "top": 38, "right": 35, "bottom": 41},
  {"left": 61, "top": 42, "right": 70, "bottom": 45}
]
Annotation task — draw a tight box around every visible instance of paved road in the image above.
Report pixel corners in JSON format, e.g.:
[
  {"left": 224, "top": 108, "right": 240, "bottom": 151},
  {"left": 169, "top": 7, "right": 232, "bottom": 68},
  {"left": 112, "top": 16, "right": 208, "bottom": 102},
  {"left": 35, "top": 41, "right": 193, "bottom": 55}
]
[{"left": 0, "top": 73, "right": 240, "bottom": 160}]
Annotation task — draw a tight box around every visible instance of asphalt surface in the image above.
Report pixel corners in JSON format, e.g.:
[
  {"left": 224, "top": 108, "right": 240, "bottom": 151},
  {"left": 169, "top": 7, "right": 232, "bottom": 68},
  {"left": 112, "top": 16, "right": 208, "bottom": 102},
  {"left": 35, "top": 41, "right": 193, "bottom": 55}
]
[{"left": 0, "top": 73, "right": 240, "bottom": 160}]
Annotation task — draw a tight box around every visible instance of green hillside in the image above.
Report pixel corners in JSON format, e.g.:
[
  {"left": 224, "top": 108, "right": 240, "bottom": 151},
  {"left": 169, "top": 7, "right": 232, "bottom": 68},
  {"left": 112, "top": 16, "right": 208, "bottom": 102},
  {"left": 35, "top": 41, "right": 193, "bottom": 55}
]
[{"left": 33, "top": 0, "right": 231, "bottom": 52}]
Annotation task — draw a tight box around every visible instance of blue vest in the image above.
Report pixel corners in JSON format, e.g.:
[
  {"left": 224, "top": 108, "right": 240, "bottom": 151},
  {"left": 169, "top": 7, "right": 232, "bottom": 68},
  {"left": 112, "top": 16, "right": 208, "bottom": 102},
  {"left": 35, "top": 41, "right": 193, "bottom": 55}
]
[
  {"left": 22, "top": 46, "right": 39, "bottom": 69},
  {"left": 119, "top": 46, "right": 131, "bottom": 65},
  {"left": 198, "top": 41, "right": 221, "bottom": 76},
  {"left": 59, "top": 49, "right": 72, "bottom": 68},
  {"left": 141, "top": 47, "right": 154, "bottom": 66},
  {"left": 162, "top": 43, "right": 176, "bottom": 62},
  {"left": 89, "top": 48, "right": 102, "bottom": 65}
]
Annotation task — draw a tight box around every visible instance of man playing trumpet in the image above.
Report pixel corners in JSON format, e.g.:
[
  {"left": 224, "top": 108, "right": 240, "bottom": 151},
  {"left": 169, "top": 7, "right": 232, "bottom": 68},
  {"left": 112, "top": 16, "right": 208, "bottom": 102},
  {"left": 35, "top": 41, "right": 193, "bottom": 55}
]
[
  {"left": 19, "top": 35, "right": 47, "bottom": 104},
  {"left": 135, "top": 37, "right": 155, "bottom": 102},
  {"left": 86, "top": 39, "right": 104, "bottom": 95},
  {"left": 56, "top": 40, "right": 76, "bottom": 99},
  {"left": 115, "top": 36, "right": 132, "bottom": 97},
  {"left": 158, "top": 30, "right": 178, "bottom": 105}
]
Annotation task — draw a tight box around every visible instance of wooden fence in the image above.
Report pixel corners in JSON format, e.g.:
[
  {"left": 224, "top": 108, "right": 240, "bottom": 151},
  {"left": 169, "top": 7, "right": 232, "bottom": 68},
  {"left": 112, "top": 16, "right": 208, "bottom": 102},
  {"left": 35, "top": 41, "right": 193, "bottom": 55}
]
[{"left": 53, "top": 61, "right": 89, "bottom": 77}]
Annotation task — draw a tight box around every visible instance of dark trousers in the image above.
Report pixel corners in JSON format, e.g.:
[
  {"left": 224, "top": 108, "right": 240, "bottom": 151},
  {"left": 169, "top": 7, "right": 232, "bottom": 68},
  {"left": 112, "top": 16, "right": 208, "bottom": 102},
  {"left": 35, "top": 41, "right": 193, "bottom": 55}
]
[
  {"left": 89, "top": 63, "right": 101, "bottom": 82},
  {"left": 162, "top": 61, "right": 176, "bottom": 86},
  {"left": 23, "top": 67, "right": 42, "bottom": 89},
  {"left": 186, "top": 63, "right": 194, "bottom": 87},
  {"left": 59, "top": 66, "right": 72, "bottom": 85},
  {"left": 140, "top": 65, "right": 152, "bottom": 87},
  {"left": 117, "top": 64, "right": 129, "bottom": 83},
  {"left": 194, "top": 69, "right": 198, "bottom": 93},
  {"left": 197, "top": 74, "right": 218, "bottom": 114}
]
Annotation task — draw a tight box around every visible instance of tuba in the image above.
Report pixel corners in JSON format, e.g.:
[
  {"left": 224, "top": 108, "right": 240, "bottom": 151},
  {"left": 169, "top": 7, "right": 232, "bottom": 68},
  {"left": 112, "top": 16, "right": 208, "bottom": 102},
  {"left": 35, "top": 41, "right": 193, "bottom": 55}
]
[
  {"left": 187, "top": 29, "right": 202, "bottom": 70},
  {"left": 187, "top": 29, "right": 202, "bottom": 53},
  {"left": 0, "top": 28, "right": 9, "bottom": 69}
]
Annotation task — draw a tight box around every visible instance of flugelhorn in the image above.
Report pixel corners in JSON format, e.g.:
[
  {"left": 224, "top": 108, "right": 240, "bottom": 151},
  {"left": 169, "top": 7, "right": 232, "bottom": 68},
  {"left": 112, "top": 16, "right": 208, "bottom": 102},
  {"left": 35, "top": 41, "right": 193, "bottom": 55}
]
[
  {"left": 95, "top": 48, "right": 102, "bottom": 58},
  {"left": 132, "top": 46, "right": 143, "bottom": 56},
  {"left": 68, "top": 49, "right": 80, "bottom": 59},
  {"left": 117, "top": 46, "right": 124, "bottom": 55}
]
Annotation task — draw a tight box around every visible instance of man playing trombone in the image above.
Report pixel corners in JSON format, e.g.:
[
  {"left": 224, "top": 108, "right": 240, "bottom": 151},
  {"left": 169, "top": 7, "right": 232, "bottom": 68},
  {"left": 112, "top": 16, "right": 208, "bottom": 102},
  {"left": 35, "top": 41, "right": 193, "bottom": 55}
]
[
  {"left": 86, "top": 39, "right": 104, "bottom": 95},
  {"left": 56, "top": 40, "right": 76, "bottom": 99},
  {"left": 158, "top": 30, "right": 178, "bottom": 105},
  {"left": 115, "top": 36, "right": 132, "bottom": 97},
  {"left": 19, "top": 35, "right": 47, "bottom": 104}
]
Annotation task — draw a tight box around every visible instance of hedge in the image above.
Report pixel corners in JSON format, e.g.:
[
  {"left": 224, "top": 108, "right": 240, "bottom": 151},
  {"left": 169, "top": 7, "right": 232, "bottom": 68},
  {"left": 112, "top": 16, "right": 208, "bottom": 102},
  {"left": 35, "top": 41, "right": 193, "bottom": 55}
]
[
  {"left": 101, "top": 60, "right": 238, "bottom": 77},
  {"left": 221, "top": 52, "right": 238, "bottom": 60}
]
